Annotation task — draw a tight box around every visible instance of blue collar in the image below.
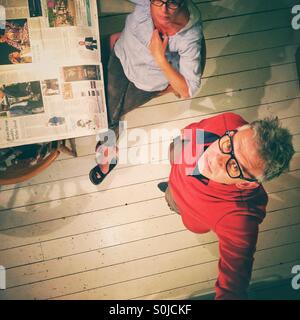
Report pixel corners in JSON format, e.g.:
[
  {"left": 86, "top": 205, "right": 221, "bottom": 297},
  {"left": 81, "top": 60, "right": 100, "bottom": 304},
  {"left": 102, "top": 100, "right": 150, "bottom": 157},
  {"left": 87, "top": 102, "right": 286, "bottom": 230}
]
[{"left": 190, "top": 130, "right": 221, "bottom": 185}]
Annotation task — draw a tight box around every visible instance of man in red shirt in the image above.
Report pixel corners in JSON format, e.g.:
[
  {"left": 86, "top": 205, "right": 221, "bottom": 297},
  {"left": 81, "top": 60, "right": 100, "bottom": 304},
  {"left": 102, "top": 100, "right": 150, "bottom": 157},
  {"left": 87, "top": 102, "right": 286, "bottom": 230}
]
[{"left": 160, "top": 112, "right": 295, "bottom": 299}]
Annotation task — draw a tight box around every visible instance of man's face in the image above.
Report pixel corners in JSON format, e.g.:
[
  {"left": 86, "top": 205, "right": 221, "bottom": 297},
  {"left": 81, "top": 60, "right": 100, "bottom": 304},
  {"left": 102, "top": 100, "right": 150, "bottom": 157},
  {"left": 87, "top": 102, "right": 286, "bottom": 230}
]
[
  {"left": 150, "top": 0, "right": 184, "bottom": 23},
  {"left": 198, "top": 127, "right": 265, "bottom": 185}
]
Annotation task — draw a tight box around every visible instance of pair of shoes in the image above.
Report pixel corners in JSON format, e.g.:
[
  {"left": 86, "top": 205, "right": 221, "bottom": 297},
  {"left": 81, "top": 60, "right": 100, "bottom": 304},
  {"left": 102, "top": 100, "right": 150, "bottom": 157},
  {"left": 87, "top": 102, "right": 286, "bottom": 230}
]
[
  {"left": 157, "top": 182, "right": 168, "bottom": 193},
  {"left": 89, "top": 159, "right": 118, "bottom": 185}
]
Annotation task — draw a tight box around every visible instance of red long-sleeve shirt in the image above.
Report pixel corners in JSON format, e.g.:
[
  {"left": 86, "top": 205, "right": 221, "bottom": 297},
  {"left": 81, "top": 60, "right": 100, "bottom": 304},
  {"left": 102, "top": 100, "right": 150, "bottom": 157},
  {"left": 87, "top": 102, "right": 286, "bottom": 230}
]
[{"left": 169, "top": 112, "right": 268, "bottom": 299}]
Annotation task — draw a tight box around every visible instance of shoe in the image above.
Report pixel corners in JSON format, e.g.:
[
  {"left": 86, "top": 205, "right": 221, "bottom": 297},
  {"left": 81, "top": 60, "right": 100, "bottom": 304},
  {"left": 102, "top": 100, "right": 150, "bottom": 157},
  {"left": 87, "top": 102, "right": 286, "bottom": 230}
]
[
  {"left": 89, "top": 159, "right": 117, "bottom": 185},
  {"left": 157, "top": 182, "right": 168, "bottom": 193},
  {"left": 95, "top": 139, "right": 104, "bottom": 152}
]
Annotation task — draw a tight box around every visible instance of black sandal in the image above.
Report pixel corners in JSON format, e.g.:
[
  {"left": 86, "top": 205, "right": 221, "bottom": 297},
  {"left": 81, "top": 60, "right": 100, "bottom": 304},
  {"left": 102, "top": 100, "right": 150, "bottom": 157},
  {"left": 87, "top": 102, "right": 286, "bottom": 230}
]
[{"left": 89, "top": 159, "right": 118, "bottom": 185}]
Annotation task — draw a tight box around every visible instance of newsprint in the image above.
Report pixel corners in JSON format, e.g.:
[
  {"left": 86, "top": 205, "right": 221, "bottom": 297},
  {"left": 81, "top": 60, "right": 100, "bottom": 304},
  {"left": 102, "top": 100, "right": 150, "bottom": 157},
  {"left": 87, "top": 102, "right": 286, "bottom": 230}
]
[{"left": 0, "top": 0, "right": 108, "bottom": 148}]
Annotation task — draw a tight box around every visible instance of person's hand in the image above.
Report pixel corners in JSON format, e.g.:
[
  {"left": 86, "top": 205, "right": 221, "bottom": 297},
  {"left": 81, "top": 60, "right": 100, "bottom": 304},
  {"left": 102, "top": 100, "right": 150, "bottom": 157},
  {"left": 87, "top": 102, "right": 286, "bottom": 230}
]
[
  {"left": 148, "top": 29, "right": 168, "bottom": 66},
  {"left": 160, "top": 84, "right": 181, "bottom": 98}
]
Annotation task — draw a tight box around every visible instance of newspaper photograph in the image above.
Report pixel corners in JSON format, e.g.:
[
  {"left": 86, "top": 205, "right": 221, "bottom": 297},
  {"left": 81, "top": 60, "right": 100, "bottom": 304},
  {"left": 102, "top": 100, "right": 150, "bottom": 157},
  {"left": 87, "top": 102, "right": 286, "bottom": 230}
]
[
  {"left": 0, "top": 19, "right": 32, "bottom": 65},
  {"left": 78, "top": 36, "right": 97, "bottom": 51},
  {"left": 46, "top": 0, "right": 77, "bottom": 27},
  {"left": 41, "top": 78, "right": 60, "bottom": 96},
  {"left": 0, "top": 81, "right": 44, "bottom": 117},
  {"left": 0, "top": 0, "right": 108, "bottom": 148},
  {"left": 62, "top": 65, "right": 101, "bottom": 82}
]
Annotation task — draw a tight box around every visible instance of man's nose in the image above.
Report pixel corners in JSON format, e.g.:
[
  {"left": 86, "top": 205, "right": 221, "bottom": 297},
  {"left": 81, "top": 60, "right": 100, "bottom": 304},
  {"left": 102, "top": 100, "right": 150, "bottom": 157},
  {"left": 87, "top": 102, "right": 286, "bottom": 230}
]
[
  {"left": 216, "top": 152, "right": 229, "bottom": 168},
  {"left": 161, "top": 3, "right": 168, "bottom": 13}
]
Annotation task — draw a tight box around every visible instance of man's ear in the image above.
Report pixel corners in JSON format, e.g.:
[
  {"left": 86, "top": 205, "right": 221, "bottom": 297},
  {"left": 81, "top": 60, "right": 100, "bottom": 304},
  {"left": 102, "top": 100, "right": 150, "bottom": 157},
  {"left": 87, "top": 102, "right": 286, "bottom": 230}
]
[{"left": 235, "top": 181, "right": 260, "bottom": 190}]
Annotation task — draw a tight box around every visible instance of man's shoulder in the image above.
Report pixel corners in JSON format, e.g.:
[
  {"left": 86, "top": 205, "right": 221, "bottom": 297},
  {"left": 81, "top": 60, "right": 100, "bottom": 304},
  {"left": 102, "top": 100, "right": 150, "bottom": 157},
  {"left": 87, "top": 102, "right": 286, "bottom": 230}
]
[
  {"left": 192, "top": 112, "right": 248, "bottom": 136},
  {"left": 212, "top": 112, "right": 248, "bottom": 127},
  {"left": 219, "top": 185, "right": 268, "bottom": 227},
  {"left": 177, "top": 21, "right": 203, "bottom": 44}
]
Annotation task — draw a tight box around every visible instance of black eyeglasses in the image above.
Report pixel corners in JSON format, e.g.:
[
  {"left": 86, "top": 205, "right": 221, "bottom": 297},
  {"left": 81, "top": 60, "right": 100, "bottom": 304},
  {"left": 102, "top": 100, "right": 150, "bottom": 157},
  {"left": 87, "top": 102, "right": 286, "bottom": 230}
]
[
  {"left": 150, "top": 0, "right": 184, "bottom": 10},
  {"left": 218, "top": 130, "right": 258, "bottom": 182}
]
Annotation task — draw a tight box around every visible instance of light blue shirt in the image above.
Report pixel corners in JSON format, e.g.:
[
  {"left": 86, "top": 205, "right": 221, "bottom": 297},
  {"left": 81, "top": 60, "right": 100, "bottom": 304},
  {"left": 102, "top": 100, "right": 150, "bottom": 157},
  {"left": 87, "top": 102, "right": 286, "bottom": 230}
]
[{"left": 114, "top": 0, "right": 203, "bottom": 97}]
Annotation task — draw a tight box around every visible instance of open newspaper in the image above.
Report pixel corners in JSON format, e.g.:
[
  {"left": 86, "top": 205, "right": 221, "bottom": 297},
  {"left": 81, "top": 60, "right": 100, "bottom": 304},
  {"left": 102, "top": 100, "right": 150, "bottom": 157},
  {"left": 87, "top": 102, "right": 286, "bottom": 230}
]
[{"left": 0, "top": 0, "right": 108, "bottom": 148}]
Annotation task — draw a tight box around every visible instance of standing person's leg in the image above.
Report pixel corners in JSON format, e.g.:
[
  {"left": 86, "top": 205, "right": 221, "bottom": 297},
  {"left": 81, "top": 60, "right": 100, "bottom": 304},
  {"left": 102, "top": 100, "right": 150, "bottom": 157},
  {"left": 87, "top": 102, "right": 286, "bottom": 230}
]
[
  {"left": 121, "top": 81, "right": 160, "bottom": 116},
  {"left": 105, "top": 49, "right": 130, "bottom": 131},
  {"left": 90, "top": 50, "right": 160, "bottom": 185},
  {"left": 100, "top": 48, "right": 160, "bottom": 138},
  {"left": 165, "top": 186, "right": 181, "bottom": 215},
  {"left": 89, "top": 49, "right": 128, "bottom": 184}
]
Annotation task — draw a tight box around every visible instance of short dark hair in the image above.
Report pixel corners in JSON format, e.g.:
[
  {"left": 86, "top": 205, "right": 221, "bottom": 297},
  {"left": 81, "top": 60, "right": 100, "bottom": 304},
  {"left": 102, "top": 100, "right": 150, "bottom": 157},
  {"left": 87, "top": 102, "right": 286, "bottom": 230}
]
[{"left": 250, "top": 117, "right": 295, "bottom": 181}]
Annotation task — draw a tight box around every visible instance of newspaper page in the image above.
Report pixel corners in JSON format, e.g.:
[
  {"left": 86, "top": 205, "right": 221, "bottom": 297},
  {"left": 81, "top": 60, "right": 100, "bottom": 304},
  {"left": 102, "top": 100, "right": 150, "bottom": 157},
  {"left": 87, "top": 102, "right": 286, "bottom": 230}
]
[{"left": 0, "top": 0, "right": 108, "bottom": 148}]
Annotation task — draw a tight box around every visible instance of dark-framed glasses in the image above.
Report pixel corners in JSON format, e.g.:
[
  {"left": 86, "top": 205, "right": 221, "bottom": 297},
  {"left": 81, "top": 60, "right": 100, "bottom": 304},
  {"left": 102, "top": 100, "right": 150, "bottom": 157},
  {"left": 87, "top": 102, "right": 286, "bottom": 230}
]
[
  {"left": 150, "top": 0, "right": 184, "bottom": 10},
  {"left": 218, "top": 130, "right": 258, "bottom": 182}
]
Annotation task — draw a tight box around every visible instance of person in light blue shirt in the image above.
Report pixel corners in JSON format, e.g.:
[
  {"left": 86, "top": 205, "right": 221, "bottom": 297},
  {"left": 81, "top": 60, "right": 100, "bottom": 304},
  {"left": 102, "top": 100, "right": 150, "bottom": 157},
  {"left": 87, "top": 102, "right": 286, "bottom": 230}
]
[
  {"left": 90, "top": 0, "right": 205, "bottom": 185},
  {"left": 115, "top": 0, "right": 204, "bottom": 98}
]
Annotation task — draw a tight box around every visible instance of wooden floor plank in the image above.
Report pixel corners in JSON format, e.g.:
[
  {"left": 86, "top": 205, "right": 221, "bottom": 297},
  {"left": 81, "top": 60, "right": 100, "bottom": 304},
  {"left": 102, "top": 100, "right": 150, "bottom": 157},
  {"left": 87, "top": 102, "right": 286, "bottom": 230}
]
[
  {"left": 206, "top": 28, "right": 298, "bottom": 59},
  {"left": 4, "top": 205, "right": 300, "bottom": 288},
  {"left": 53, "top": 244, "right": 300, "bottom": 300},
  {"left": 133, "top": 92, "right": 300, "bottom": 130},
  {"left": 203, "top": 8, "right": 292, "bottom": 39},
  {"left": 293, "top": 135, "right": 300, "bottom": 151},
  {"left": 133, "top": 256, "right": 300, "bottom": 300},
  {"left": 197, "top": 0, "right": 297, "bottom": 22},
  {"left": 204, "top": 44, "right": 299, "bottom": 78},
  {"left": 0, "top": 243, "right": 44, "bottom": 270},
  {"left": 5, "top": 230, "right": 205, "bottom": 289},
  {"left": 1, "top": 184, "right": 298, "bottom": 267},
  {"left": 1, "top": 225, "right": 299, "bottom": 300},
  {"left": 0, "top": 198, "right": 173, "bottom": 249},
  {"left": 144, "top": 78, "right": 299, "bottom": 111},
  {"left": 99, "top": 0, "right": 296, "bottom": 35}
]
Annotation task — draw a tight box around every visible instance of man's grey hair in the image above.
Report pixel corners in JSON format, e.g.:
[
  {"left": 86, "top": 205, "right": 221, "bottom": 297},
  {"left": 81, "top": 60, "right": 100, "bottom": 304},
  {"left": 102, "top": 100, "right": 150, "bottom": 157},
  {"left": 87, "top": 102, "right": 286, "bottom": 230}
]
[{"left": 249, "top": 117, "right": 295, "bottom": 182}]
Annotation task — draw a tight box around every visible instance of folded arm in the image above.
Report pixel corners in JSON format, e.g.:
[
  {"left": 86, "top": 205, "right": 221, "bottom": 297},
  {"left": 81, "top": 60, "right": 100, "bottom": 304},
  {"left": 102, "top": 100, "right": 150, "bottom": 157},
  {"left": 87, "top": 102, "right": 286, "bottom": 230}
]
[{"left": 148, "top": 29, "right": 190, "bottom": 98}]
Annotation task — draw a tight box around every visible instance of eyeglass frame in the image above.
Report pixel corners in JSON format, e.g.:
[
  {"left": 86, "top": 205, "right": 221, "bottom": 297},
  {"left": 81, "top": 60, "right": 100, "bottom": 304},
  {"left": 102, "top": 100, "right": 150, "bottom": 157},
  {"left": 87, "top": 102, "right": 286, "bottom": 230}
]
[
  {"left": 218, "top": 130, "right": 259, "bottom": 183},
  {"left": 150, "top": 0, "right": 184, "bottom": 10}
]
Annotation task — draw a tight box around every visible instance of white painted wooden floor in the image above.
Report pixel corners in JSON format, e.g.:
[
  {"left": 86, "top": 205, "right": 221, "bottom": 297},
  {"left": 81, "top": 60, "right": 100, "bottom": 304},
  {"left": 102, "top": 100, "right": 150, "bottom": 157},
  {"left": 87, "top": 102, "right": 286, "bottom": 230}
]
[{"left": 0, "top": 0, "right": 300, "bottom": 300}]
